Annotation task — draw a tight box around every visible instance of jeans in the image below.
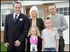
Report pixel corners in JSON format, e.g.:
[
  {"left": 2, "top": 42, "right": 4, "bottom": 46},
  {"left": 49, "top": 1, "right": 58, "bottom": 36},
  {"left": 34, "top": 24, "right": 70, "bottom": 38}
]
[{"left": 44, "top": 48, "right": 56, "bottom": 52}]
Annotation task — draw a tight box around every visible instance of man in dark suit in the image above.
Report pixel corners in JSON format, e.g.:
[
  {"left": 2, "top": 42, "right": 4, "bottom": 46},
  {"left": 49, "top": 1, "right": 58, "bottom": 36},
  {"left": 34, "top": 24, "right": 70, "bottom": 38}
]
[{"left": 4, "top": 2, "right": 28, "bottom": 52}]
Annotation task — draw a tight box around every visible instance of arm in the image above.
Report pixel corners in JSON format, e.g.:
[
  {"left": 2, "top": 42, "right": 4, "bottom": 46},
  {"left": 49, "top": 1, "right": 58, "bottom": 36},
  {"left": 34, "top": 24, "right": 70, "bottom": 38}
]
[
  {"left": 40, "top": 18, "right": 45, "bottom": 31},
  {"left": 15, "top": 16, "right": 29, "bottom": 47},
  {"left": 18, "top": 16, "right": 29, "bottom": 42},
  {"left": 27, "top": 37, "right": 30, "bottom": 51},
  {"left": 55, "top": 30, "right": 60, "bottom": 51},
  {"left": 57, "top": 15, "right": 68, "bottom": 31},
  {"left": 4, "top": 15, "right": 9, "bottom": 47},
  {"left": 41, "top": 30, "right": 44, "bottom": 51},
  {"left": 41, "top": 37, "right": 44, "bottom": 51},
  {"left": 56, "top": 39, "right": 59, "bottom": 51},
  {"left": 4, "top": 15, "right": 8, "bottom": 43}
]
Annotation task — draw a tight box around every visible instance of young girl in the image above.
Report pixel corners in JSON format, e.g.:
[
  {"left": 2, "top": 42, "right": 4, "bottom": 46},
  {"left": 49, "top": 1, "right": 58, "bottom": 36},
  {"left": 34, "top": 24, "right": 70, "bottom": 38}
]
[
  {"left": 42, "top": 17, "right": 60, "bottom": 52},
  {"left": 27, "top": 26, "right": 42, "bottom": 52}
]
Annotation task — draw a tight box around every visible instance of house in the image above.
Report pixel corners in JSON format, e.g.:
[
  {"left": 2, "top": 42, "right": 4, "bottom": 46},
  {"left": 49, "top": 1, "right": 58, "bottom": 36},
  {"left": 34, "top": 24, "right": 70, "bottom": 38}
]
[{"left": 1, "top": 0, "right": 69, "bottom": 46}]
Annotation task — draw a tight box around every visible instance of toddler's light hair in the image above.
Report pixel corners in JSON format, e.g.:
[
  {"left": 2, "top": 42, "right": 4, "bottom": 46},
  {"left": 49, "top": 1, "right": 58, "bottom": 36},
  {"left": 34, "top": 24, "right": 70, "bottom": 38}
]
[{"left": 28, "top": 26, "right": 40, "bottom": 37}]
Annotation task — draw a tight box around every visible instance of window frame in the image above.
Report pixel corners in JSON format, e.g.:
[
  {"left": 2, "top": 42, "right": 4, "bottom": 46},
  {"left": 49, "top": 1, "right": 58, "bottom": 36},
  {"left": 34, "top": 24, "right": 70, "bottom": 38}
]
[
  {"left": 56, "top": 7, "right": 69, "bottom": 16},
  {"left": 1, "top": 9, "right": 13, "bottom": 31}
]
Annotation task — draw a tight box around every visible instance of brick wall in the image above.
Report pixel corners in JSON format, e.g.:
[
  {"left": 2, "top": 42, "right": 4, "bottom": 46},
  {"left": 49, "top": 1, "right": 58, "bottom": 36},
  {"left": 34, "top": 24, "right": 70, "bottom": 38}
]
[{"left": 1, "top": 31, "right": 4, "bottom": 42}]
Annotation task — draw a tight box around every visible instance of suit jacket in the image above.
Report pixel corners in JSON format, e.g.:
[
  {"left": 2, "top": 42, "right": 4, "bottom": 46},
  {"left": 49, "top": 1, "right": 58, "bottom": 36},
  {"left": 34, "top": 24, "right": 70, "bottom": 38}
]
[
  {"left": 27, "top": 36, "right": 42, "bottom": 52},
  {"left": 28, "top": 18, "right": 44, "bottom": 33},
  {"left": 4, "top": 13, "right": 28, "bottom": 45}
]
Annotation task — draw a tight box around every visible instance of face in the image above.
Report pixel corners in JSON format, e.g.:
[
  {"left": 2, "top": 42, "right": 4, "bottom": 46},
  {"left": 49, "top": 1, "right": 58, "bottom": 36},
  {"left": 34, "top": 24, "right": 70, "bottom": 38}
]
[
  {"left": 31, "top": 11, "right": 37, "bottom": 18},
  {"left": 31, "top": 27, "right": 37, "bottom": 35},
  {"left": 48, "top": 5, "right": 56, "bottom": 15},
  {"left": 45, "top": 19, "right": 53, "bottom": 28},
  {"left": 13, "top": 3, "right": 22, "bottom": 14}
]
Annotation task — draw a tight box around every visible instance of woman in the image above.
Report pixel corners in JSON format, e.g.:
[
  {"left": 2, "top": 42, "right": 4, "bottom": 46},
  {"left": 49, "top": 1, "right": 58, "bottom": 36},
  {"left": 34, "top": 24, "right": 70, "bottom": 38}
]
[{"left": 28, "top": 6, "right": 44, "bottom": 34}]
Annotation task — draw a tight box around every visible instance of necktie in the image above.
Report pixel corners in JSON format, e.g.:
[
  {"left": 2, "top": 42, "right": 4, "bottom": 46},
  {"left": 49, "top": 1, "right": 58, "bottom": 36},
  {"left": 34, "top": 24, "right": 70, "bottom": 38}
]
[
  {"left": 15, "top": 14, "right": 17, "bottom": 20},
  {"left": 14, "top": 14, "right": 17, "bottom": 23}
]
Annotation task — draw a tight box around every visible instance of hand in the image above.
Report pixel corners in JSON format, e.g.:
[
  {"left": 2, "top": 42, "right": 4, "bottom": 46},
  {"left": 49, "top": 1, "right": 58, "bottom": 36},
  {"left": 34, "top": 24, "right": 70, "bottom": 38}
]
[
  {"left": 56, "top": 49, "right": 58, "bottom": 52},
  {"left": 4, "top": 43, "right": 9, "bottom": 47},
  {"left": 15, "top": 40, "right": 21, "bottom": 47},
  {"left": 41, "top": 49, "right": 44, "bottom": 51}
]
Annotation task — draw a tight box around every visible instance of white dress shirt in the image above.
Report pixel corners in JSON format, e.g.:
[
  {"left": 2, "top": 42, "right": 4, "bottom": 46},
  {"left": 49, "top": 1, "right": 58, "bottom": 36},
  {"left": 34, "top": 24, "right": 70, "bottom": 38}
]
[{"left": 13, "top": 13, "right": 20, "bottom": 19}]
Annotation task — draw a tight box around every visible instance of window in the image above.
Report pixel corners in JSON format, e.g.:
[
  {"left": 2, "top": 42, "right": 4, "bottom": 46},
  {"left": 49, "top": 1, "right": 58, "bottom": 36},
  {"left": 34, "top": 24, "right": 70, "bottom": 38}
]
[
  {"left": 38, "top": 7, "right": 43, "bottom": 19},
  {"left": 56, "top": 7, "right": 69, "bottom": 15},
  {"left": 1, "top": 9, "right": 13, "bottom": 27},
  {"left": 38, "top": 6, "right": 44, "bottom": 20}
]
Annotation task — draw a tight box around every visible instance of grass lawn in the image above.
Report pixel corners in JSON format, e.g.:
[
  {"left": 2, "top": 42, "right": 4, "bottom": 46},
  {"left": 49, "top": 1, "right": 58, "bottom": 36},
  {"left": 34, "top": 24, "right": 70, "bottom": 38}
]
[
  {"left": 1, "top": 42, "right": 7, "bottom": 52},
  {"left": 1, "top": 42, "right": 27, "bottom": 51}
]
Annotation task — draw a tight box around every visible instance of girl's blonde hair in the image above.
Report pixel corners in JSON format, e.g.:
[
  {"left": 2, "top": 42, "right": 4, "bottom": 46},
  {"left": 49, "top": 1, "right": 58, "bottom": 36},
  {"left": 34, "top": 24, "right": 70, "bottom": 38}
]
[{"left": 28, "top": 26, "right": 40, "bottom": 37}]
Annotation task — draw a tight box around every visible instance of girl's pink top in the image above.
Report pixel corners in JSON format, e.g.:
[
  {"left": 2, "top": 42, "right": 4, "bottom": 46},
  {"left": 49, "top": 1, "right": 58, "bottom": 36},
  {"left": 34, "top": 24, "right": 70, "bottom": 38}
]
[{"left": 30, "top": 36, "right": 38, "bottom": 45}]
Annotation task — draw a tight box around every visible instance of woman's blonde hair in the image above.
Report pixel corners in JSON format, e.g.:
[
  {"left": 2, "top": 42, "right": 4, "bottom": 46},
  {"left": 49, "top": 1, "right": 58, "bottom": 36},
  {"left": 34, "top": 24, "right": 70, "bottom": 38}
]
[
  {"left": 28, "top": 26, "right": 40, "bottom": 37},
  {"left": 29, "top": 6, "right": 39, "bottom": 18}
]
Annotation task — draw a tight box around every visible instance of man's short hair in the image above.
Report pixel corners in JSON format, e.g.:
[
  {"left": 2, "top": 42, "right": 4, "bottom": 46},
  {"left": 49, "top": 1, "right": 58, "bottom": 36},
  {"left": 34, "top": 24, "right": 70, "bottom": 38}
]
[
  {"left": 46, "top": 17, "right": 50, "bottom": 20},
  {"left": 48, "top": 3, "right": 56, "bottom": 8},
  {"left": 13, "top": 2, "right": 22, "bottom": 7}
]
